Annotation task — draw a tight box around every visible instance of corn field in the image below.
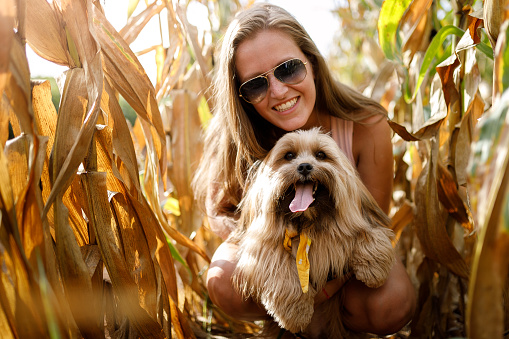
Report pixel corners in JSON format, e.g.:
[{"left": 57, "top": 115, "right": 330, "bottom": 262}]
[{"left": 0, "top": 0, "right": 508, "bottom": 338}]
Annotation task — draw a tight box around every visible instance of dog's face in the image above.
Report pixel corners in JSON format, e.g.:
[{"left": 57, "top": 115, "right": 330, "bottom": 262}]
[{"left": 241, "top": 128, "right": 363, "bottom": 233}]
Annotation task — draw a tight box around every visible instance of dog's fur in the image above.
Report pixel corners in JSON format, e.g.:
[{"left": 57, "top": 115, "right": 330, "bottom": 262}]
[{"left": 229, "top": 128, "right": 395, "bottom": 338}]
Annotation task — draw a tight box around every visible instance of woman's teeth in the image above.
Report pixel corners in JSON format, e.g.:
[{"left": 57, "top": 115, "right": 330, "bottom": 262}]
[{"left": 274, "top": 98, "right": 297, "bottom": 112}]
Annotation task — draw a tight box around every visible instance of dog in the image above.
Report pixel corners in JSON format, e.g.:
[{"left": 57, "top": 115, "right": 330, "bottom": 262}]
[{"left": 229, "top": 128, "right": 395, "bottom": 338}]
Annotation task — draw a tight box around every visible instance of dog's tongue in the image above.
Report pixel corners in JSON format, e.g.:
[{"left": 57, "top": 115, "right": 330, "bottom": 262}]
[{"left": 289, "top": 183, "right": 314, "bottom": 213}]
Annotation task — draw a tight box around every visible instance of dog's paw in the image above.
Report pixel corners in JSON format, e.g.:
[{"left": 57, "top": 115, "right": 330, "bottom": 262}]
[
  {"left": 351, "top": 229, "right": 395, "bottom": 288},
  {"left": 274, "top": 301, "right": 314, "bottom": 333},
  {"left": 263, "top": 293, "right": 315, "bottom": 334},
  {"left": 353, "top": 263, "right": 391, "bottom": 288}
]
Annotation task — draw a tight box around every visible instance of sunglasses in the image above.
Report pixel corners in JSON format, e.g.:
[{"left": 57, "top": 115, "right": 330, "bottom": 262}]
[{"left": 238, "top": 58, "right": 308, "bottom": 104}]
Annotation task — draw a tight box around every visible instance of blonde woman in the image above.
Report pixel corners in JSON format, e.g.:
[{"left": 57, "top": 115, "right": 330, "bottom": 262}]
[{"left": 193, "top": 3, "right": 416, "bottom": 335}]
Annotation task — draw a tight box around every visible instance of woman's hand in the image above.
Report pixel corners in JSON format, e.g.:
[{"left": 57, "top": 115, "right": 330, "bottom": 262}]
[{"left": 314, "top": 272, "right": 353, "bottom": 306}]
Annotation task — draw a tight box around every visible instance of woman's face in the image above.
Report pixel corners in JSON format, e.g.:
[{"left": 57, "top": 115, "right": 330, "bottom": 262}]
[{"left": 235, "top": 30, "right": 319, "bottom": 132}]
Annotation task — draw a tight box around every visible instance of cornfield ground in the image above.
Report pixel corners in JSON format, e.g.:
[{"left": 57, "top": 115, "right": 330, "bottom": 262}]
[{"left": 0, "top": 0, "right": 508, "bottom": 338}]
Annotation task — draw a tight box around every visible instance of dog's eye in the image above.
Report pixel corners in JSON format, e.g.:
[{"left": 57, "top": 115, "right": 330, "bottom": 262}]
[
  {"left": 284, "top": 152, "right": 296, "bottom": 161},
  {"left": 316, "top": 151, "right": 326, "bottom": 160}
]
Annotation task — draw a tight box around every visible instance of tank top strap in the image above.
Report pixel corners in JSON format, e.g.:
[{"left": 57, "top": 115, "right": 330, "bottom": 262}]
[{"left": 329, "top": 115, "right": 355, "bottom": 165}]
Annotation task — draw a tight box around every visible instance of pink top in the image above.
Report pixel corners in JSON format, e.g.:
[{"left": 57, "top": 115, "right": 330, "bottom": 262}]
[{"left": 329, "top": 116, "right": 355, "bottom": 165}]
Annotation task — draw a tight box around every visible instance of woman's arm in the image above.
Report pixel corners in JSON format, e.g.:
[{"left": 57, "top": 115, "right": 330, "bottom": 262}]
[{"left": 352, "top": 114, "right": 394, "bottom": 214}]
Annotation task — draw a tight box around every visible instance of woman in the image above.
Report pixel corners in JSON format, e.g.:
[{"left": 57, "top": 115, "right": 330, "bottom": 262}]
[{"left": 192, "top": 3, "right": 416, "bottom": 335}]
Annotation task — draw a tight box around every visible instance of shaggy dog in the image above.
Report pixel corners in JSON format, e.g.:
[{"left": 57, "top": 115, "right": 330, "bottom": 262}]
[{"left": 229, "top": 128, "right": 395, "bottom": 338}]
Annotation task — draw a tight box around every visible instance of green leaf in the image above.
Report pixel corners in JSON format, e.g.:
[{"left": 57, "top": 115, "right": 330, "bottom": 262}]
[
  {"left": 166, "top": 237, "right": 192, "bottom": 282},
  {"left": 477, "top": 41, "right": 494, "bottom": 60},
  {"left": 501, "top": 26, "right": 509, "bottom": 93},
  {"left": 163, "top": 196, "right": 181, "bottom": 216},
  {"left": 197, "top": 95, "right": 212, "bottom": 128},
  {"left": 127, "top": 0, "right": 140, "bottom": 19},
  {"left": 65, "top": 27, "right": 81, "bottom": 68},
  {"left": 410, "top": 25, "right": 464, "bottom": 101},
  {"left": 377, "top": 0, "right": 413, "bottom": 61}
]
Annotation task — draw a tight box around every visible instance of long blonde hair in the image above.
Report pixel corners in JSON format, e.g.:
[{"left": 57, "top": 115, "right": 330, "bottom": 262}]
[{"left": 192, "top": 3, "right": 387, "bottom": 212}]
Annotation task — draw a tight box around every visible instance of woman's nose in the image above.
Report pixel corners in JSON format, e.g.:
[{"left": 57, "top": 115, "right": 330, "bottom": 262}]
[{"left": 267, "top": 74, "right": 288, "bottom": 98}]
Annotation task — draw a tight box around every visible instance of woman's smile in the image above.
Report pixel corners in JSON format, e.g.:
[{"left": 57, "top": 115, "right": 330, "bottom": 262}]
[{"left": 274, "top": 97, "right": 299, "bottom": 113}]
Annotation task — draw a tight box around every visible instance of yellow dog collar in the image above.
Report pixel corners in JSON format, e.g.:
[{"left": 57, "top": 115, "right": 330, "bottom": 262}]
[{"left": 283, "top": 229, "right": 311, "bottom": 293}]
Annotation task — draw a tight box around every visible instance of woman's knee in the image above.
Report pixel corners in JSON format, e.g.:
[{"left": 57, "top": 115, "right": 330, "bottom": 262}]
[
  {"left": 207, "top": 261, "right": 235, "bottom": 310},
  {"left": 206, "top": 243, "right": 269, "bottom": 321}
]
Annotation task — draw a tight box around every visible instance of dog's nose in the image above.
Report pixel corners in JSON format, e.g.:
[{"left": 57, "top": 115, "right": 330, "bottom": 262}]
[{"left": 297, "top": 163, "right": 313, "bottom": 175}]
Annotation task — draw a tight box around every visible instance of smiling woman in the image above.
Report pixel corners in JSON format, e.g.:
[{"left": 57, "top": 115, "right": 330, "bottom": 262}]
[{"left": 192, "top": 2, "right": 415, "bottom": 337}]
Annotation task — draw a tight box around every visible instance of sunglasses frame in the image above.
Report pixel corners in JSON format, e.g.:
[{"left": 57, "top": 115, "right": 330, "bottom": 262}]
[{"left": 238, "top": 58, "right": 308, "bottom": 104}]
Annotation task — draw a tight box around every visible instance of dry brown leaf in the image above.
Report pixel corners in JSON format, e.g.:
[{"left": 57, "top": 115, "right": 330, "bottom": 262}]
[
  {"left": 32, "top": 80, "right": 59, "bottom": 228},
  {"left": 168, "top": 90, "right": 205, "bottom": 236},
  {"left": 119, "top": 1, "right": 165, "bottom": 45},
  {"left": 42, "top": 53, "right": 103, "bottom": 217},
  {"left": 455, "top": 93, "right": 485, "bottom": 186},
  {"left": 5, "top": 38, "right": 34, "bottom": 136},
  {"left": 466, "top": 91, "right": 509, "bottom": 338},
  {"left": 26, "top": 0, "right": 74, "bottom": 67},
  {"left": 109, "top": 192, "right": 159, "bottom": 317},
  {"left": 414, "top": 138, "right": 470, "bottom": 279},
  {"left": 176, "top": 5, "right": 212, "bottom": 93},
  {"left": 399, "top": 0, "right": 433, "bottom": 59},
  {"left": 54, "top": 197, "right": 104, "bottom": 338},
  {"left": 436, "top": 162, "right": 473, "bottom": 231},
  {"left": 436, "top": 54, "right": 461, "bottom": 132},
  {"left": 391, "top": 200, "right": 414, "bottom": 244},
  {"left": 103, "top": 80, "right": 142, "bottom": 195},
  {"left": 483, "top": 0, "right": 505, "bottom": 47},
  {"left": 81, "top": 172, "right": 168, "bottom": 338},
  {"left": 0, "top": 0, "right": 15, "bottom": 97},
  {"left": 89, "top": 3, "right": 166, "bottom": 178}
]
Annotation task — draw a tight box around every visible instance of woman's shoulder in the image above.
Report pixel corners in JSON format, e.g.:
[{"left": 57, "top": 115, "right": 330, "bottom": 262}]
[{"left": 352, "top": 114, "right": 392, "bottom": 163}]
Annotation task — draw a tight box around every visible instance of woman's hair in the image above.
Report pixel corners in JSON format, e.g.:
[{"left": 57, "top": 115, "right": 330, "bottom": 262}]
[{"left": 192, "top": 3, "right": 387, "bottom": 212}]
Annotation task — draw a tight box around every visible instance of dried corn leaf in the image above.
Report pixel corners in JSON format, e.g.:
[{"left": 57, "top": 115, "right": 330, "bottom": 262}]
[
  {"left": 5, "top": 38, "right": 34, "bottom": 136},
  {"left": 81, "top": 172, "right": 167, "bottom": 338},
  {"left": 54, "top": 197, "right": 103, "bottom": 337},
  {"left": 102, "top": 80, "right": 141, "bottom": 195},
  {"left": 176, "top": 6, "right": 212, "bottom": 92},
  {"left": 89, "top": 3, "right": 166, "bottom": 177},
  {"left": 483, "top": 0, "right": 505, "bottom": 47},
  {"left": 168, "top": 90, "right": 204, "bottom": 236},
  {"left": 436, "top": 162, "right": 473, "bottom": 231},
  {"left": 42, "top": 60, "right": 103, "bottom": 218},
  {"left": 0, "top": 0, "right": 15, "bottom": 97},
  {"left": 467, "top": 89, "right": 509, "bottom": 338},
  {"left": 455, "top": 93, "right": 484, "bottom": 186},
  {"left": 391, "top": 200, "right": 414, "bottom": 244},
  {"left": 399, "top": 0, "right": 432, "bottom": 60},
  {"left": 414, "top": 138, "right": 469, "bottom": 278},
  {"left": 4, "top": 136, "right": 47, "bottom": 266},
  {"left": 120, "top": 1, "right": 165, "bottom": 45},
  {"left": 127, "top": 195, "right": 197, "bottom": 338},
  {"left": 26, "top": 0, "right": 74, "bottom": 67}
]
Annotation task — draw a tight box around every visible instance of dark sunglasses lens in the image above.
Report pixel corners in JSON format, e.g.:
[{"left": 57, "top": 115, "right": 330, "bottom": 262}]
[
  {"left": 240, "top": 76, "right": 268, "bottom": 103},
  {"left": 274, "top": 59, "right": 307, "bottom": 84}
]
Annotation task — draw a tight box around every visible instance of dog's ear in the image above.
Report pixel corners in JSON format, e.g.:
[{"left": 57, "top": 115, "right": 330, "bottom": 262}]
[
  {"left": 244, "top": 159, "right": 263, "bottom": 190},
  {"left": 235, "top": 160, "right": 264, "bottom": 235}
]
